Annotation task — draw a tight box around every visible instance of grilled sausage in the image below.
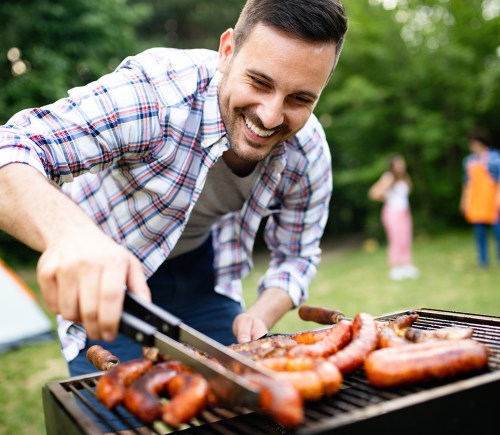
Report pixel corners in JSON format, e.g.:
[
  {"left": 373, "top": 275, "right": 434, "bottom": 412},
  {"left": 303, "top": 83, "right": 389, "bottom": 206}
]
[
  {"left": 161, "top": 371, "right": 210, "bottom": 427},
  {"left": 122, "top": 361, "right": 178, "bottom": 423},
  {"left": 378, "top": 325, "right": 413, "bottom": 348},
  {"left": 327, "top": 312, "right": 378, "bottom": 374},
  {"left": 86, "top": 345, "right": 120, "bottom": 371},
  {"left": 245, "top": 373, "right": 304, "bottom": 429},
  {"left": 290, "top": 327, "right": 331, "bottom": 344},
  {"left": 256, "top": 357, "right": 343, "bottom": 400},
  {"left": 288, "top": 320, "right": 352, "bottom": 357},
  {"left": 379, "top": 312, "right": 420, "bottom": 335},
  {"left": 96, "top": 358, "right": 153, "bottom": 409},
  {"left": 405, "top": 326, "right": 474, "bottom": 343},
  {"left": 364, "top": 339, "right": 490, "bottom": 388}
]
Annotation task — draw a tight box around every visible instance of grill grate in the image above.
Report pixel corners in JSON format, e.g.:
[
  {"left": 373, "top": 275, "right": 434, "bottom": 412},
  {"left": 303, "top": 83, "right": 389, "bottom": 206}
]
[{"left": 43, "top": 309, "right": 500, "bottom": 435}]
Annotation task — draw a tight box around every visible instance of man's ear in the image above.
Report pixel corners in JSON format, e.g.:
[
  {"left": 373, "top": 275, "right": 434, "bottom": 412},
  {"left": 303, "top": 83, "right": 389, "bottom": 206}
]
[{"left": 218, "top": 28, "right": 235, "bottom": 73}]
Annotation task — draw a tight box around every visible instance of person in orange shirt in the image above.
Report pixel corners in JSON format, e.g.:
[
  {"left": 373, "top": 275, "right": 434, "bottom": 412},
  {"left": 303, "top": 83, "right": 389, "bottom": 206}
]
[{"left": 460, "top": 128, "right": 500, "bottom": 268}]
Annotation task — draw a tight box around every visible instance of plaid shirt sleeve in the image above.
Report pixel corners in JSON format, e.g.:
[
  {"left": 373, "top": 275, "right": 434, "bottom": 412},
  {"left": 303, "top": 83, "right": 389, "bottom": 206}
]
[{"left": 0, "top": 55, "right": 167, "bottom": 182}]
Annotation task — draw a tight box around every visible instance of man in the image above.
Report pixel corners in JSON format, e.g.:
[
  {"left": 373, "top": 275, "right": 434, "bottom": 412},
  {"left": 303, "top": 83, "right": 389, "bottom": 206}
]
[
  {"left": 0, "top": 0, "right": 348, "bottom": 378},
  {"left": 460, "top": 128, "right": 500, "bottom": 268}
]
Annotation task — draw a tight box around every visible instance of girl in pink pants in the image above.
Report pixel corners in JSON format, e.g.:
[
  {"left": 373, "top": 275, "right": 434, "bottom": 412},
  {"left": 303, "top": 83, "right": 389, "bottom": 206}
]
[{"left": 369, "top": 155, "right": 419, "bottom": 280}]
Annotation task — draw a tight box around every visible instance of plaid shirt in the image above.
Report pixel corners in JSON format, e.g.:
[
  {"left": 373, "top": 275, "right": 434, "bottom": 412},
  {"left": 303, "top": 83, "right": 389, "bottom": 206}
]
[{"left": 0, "top": 47, "right": 332, "bottom": 312}]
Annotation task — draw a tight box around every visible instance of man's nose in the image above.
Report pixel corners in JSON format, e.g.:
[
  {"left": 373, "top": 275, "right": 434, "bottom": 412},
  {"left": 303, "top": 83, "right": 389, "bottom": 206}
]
[{"left": 257, "top": 95, "right": 285, "bottom": 129}]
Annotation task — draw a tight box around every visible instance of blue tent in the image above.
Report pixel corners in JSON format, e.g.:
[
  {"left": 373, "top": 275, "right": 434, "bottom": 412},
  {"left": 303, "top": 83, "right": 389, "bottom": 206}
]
[{"left": 0, "top": 259, "right": 53, "bottom": 353}]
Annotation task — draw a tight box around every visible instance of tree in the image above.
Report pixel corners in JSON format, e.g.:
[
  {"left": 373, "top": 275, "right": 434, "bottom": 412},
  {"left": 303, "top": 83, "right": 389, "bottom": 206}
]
[
  {"left": 0, "top": 0, "right": 149, "bottom": 263},
  {"left": 0, "top": 0, "right": 149, "bottom": 122},
  {"left": 315, "top": 0, "right": 500, "bottom": 236}
]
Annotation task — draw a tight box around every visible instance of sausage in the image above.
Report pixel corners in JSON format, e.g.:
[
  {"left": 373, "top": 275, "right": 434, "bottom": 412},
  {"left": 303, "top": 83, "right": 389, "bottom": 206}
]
[
  {"left": 255, "top": 357, "right": 343, "bottom": 400},
  {"left": 327, "top": 312, "right": 378, "bottom": 374},
  {"left": 288, "top": 320, "right": 352, "bottom": 357},
  {"left": 122, "top": 361, "right": 178, "bottom": 423},
  {"left": 86, "top": 345, "right": 120, "bottom": 371},
  {"left": 379, "top": 312, "right": 420, "bottom": 336},
  {"left": 161, "top": 371, "right": 210, "bottom": 427},
  {"left": 298, "top": 305, "right": 346, "bottom": 324},
  {"left": 378, "top": 325, "right": 413, "bottom": 348},
  {"left": 96, "top": 358, "right": 153, "bottom": 409},
  {"left": 405, "top": 326, "right": 474, "bottom": 343},
  {"left": 256, "top": 355, "right": 316, "bottom": 371},
  {"left": 290, "top": 327, "right": 331, "bottom": 344},
  {"left": 245, "top": 373, "right": 304, "bottom": 429},
  {"left": 364, "top": 339, "right": 490, "bottom": 388}
]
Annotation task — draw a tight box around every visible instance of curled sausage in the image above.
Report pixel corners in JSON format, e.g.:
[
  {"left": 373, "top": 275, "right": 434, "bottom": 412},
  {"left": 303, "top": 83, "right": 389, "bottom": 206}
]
[
  {"left": 327, "top": 312, "right": 378, "bottom": 374},
  {"left": 288, "top": 320, "right": 352, "bottom": 357},
  {"left": 364, "top": 339, "right": 490, "bottom": 388},
  {"left": 86, "top": 345, "right": 120, "bottom": 371},
  {"left": 123, "top": 361, "right": 178, "bottom": 423},
  {"left": 96, "top": 358, "right": 153, "bottom": 409},
  {"left": 161, "top": 371, "right": 210, "bottom": 427}
]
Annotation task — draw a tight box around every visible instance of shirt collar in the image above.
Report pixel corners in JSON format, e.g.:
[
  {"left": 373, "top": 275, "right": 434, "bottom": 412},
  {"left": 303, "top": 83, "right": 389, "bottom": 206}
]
[{"left": 201, "top": 71, "right": 227, "bottom": 149}]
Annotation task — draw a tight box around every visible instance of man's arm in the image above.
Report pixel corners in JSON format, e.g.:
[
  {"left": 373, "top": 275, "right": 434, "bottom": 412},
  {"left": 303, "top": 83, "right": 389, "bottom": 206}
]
[
  {"left": 0, "top": 163, "right": 150, "bottom": 340},
  {"left": 232, "top": 287, "right": 293, "bottom": 343}
]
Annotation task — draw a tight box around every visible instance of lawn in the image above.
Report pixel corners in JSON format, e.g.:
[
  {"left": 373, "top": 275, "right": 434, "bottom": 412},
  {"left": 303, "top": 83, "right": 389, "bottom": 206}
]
[{"left": 1, "top": 230, "right": 499, "bottom": 434}]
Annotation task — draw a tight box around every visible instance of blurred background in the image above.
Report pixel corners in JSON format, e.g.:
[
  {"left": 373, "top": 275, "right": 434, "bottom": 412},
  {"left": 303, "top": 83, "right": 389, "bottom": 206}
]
[
  {"left": 1, "top": 0, "right": 499, "bottom": 264},
  {"left": 1, "top": 1, "right": 499, "bottom": 433}
]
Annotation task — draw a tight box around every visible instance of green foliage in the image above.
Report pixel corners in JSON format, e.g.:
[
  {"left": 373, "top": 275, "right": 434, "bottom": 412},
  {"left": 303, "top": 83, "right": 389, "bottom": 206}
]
[
  {"left": 0, "top": 0, "right": 150, "bottom": 121},
  {"left": 129, "top": 0, "right": 245, "bottom": 50},
  {"left": 317, "top": 0, "right": 500, "bottom": 235}
]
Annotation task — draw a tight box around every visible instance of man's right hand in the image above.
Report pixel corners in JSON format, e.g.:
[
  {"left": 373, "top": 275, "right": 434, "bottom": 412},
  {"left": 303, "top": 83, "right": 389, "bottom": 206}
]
[
  {"left": 37, "top": 229, "right": 150, "bottom": 341},
  {"left": 0, "top": 163, "right": 150, "bottom": 341}
]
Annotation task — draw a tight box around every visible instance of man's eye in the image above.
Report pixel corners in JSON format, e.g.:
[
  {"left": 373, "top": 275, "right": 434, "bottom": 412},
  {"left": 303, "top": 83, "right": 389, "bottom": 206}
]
[
  {"left": 251, "top": 77, "right": 270, "bottom": 88},
  {"left": 293, "top": 95, "right": 313, "bottom": 105}
]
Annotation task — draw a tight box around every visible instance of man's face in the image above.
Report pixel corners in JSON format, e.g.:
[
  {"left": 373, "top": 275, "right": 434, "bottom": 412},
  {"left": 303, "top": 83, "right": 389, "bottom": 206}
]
[{"left": 217, "top": 23, "right": 337, "bottom": 163}]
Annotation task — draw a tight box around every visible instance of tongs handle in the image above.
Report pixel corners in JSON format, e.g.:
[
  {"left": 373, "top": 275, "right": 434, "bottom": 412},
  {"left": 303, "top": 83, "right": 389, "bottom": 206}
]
[
  {"left": 298, "top": 304, "right": 347, "bottom": 324},
  {"left": 119, "top": 291, "right": 182, "bottom": 345}
]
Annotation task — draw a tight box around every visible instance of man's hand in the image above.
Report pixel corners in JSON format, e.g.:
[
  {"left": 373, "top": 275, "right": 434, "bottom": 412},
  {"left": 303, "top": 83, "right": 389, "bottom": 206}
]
[
  {"left": 232, "top": 312, "right": 268, "bottom": 343},
  {"left": 0, "top": 163, "right": 150, "bottom": 341},
  {"left": 37, "top": 229, "right": 150, "bottom": 341},
  {"left": 232, "top": 287, "right": 294, "bottom": 343}
]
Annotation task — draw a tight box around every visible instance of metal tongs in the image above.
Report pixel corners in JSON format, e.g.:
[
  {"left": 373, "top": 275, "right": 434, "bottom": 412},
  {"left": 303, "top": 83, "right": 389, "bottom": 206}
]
[{"left": 119, "top": 291, "right": 273, "bottom": 407}]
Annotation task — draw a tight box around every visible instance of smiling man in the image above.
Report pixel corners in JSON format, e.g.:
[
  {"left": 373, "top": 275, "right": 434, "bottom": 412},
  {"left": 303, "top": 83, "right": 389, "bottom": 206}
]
[{"left": 0, "top": 0, "right": 347, "bottom": 378}]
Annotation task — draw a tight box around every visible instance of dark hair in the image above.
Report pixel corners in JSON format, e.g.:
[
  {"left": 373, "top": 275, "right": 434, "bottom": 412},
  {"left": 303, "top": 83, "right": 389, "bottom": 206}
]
[
  {"left": 468, "top": 128, "right": 491, "bottom": 147},
  {"left": 234, "top": 0, "right": 348, "bottom": 68}
]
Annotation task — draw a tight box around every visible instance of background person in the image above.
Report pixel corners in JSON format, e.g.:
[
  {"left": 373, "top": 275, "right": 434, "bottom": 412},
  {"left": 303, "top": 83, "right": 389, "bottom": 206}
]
[
  {"left": 368, "top": 154, "right": 419, "bottom": 281},
  {"left": 0, "top": 0, "right": 348, "bottom": 379},
  {"left": 460, "top": 128, "right": 500, "bottom": 268}
]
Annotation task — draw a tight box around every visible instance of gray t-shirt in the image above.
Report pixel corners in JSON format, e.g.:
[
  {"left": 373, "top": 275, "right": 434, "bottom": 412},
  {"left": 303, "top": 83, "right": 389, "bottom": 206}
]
[{"left": 168, "top": 156, "right": 262, "bottom": 258}]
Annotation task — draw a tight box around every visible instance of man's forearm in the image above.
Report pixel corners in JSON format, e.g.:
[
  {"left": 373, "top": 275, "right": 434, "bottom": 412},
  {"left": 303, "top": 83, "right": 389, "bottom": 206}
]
[
  {"left": 0, "top": 163, "right": 98, "bottom": 251},
  {"left": 246, "top": 287, "right": 294, "bottom": 330}
]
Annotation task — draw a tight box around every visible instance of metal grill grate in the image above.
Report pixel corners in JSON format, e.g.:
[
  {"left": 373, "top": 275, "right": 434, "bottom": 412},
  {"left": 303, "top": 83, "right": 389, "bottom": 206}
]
[{"left": 43, "top": 309, "right": 500, "bottom": 435}]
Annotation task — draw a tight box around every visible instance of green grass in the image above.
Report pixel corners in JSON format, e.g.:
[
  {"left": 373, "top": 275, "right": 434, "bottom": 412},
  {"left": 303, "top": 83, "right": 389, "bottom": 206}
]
[{"left": 1, "top": 230, "right": 499, "bottom": 434}]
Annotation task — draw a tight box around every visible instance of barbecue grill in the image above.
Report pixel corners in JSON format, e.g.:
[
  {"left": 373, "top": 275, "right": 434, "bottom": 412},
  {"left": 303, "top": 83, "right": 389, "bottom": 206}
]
[{"left": 43, "top": 308, "right": 499, "bottom": 434}]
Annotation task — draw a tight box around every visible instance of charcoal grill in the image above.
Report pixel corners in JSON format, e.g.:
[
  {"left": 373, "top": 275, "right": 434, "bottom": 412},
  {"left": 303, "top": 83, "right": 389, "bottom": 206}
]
[{"left": 43, "top": 308, "right": 499, "bottom": 434}]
